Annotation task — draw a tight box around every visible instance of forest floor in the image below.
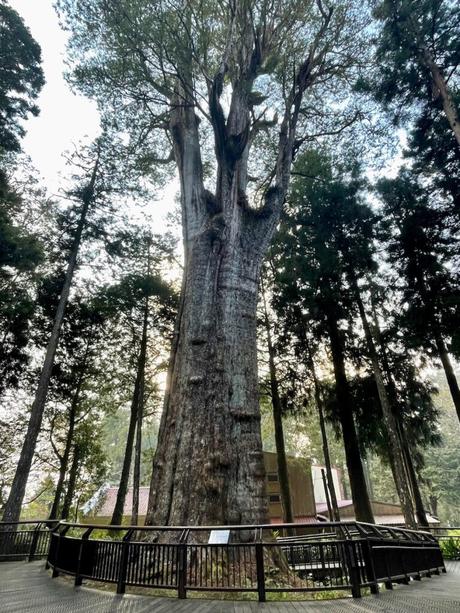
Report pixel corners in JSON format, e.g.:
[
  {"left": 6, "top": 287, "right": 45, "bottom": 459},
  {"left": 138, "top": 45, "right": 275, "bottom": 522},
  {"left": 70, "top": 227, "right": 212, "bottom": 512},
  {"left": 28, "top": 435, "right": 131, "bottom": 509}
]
[{"left": 0, "top": 560, "right": 459, "bottom": 612}]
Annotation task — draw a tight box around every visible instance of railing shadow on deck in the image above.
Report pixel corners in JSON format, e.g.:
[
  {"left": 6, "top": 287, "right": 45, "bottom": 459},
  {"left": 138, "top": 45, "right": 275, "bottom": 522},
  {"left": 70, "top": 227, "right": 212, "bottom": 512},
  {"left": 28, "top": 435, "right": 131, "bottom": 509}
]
[{"left": 0, "top": 520, "right": 447, "bottom": 602}]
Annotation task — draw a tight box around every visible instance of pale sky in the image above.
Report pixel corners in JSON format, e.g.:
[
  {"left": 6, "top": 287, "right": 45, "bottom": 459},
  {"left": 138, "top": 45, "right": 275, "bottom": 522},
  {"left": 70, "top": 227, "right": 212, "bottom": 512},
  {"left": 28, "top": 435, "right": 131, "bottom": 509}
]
[
  {"left": 9, "top": 0, "right": 178, "bottom": 226},
  {"left": 9, "top": 0, "right": 101, "bottom": 191}
]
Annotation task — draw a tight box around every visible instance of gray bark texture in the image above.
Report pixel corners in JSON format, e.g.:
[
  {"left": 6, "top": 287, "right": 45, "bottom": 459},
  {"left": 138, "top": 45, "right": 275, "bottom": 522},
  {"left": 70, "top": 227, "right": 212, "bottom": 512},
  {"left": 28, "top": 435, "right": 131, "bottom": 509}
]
[
  {"left": 145, "top": 5, "right": 333, "bottom": 527},
  {"left": 1, "top": 158, "right": 98, "bottom": 524}
]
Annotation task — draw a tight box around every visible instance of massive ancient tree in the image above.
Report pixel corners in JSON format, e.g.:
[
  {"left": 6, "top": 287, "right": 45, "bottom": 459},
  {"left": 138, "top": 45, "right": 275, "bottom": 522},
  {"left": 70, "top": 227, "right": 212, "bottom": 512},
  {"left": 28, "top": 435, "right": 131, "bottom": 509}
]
[{"left": 58, "top": 0, "right": 368, "bottom": 525}]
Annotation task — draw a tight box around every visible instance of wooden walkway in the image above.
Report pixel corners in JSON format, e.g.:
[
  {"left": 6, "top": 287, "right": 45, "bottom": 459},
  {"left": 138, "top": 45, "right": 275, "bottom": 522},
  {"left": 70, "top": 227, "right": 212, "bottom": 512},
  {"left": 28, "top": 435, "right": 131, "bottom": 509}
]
[{"left": 1, "top": 561, "right": 459, "bottom": 612}]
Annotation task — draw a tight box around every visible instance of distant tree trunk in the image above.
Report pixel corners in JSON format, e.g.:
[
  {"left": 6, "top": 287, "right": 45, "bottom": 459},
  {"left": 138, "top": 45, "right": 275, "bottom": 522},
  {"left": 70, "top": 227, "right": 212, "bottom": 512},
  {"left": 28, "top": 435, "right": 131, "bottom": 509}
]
[
  {"left": 325, "top": 309, "right": 375, "bottom": 524},
  {"left": 304, "top": 339, "right": 340, "bottom": 521},
  {"left": 49, "top": 400, "right": 77, "bottom": 520},
  {"left": 111, "top": 325, "right": 148, "bottom": 526},
  {"left": 49, "top": 339, "right": 91, "bottom": 520},
  {"left": 369, "top": 300, "right": 430, "bottom": 528},
  {"left": 435, "top": 334, "right": 460, "bottom": 423},
  {"left": 2, "top": 157, "right": 99, "bottom": 523},
  {"left": 131, "top": 284, "right": 149, "bottom": 526},
  {"left": 429, "top": 494, "right": 438, "bottom": 518},
  {"left": 399, "top": 428, "right": 429, "bottom": 527},
  {"left": 61, "top": 444, "right": 81, "bottom": 520},
  {"left": 420, "top": 46, "right": 460, "bottom": 148},
  {"left": 353, "top": 284, "right": 416, "bottom": 528},
  {"left": 261, "top": 284, "right": 294, "bottom": 525}
]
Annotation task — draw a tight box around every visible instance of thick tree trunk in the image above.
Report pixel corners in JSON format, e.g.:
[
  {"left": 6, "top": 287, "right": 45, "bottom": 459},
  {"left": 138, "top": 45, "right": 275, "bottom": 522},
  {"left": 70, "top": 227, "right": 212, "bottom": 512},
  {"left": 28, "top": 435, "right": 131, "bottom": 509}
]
[
  {"left": 325, "top": 311, "right": 375, "bottom": 524},
  {"left": 1, "top": 158, "right": 98, "bottom": 523},
  {"left": 435, "top": 334, "right": 460, "bottom": 423},
  {"left": 146, "top": 235, "right": 267, "bottom": 526},
  {"left": 353, "top": 285, "right": 416, "bottom": 527},
  {"left": 61, "top": 444, "right": 80, "bottom": 520},
  {"left": 261, "top": 289, "right": 294, "bottom": 525},
  {"left": 111, "top": 319, "right": 148, "bottom": 525}
]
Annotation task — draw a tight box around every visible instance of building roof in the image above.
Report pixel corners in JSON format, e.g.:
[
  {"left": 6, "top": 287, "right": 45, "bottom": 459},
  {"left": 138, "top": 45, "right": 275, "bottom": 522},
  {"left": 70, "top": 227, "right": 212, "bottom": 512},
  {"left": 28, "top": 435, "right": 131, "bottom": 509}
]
[
  {"left": 86, "top": 486, "right": 150, "bottom": 518},
  {"left": 315, "top": 500, "right": 439, "bottom": 525}
]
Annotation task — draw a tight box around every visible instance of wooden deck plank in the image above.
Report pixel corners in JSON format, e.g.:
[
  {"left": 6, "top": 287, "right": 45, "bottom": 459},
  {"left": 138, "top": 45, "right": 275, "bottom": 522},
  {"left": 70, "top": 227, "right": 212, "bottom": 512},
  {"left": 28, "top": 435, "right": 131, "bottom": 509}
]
[{"left": 0, "top": 561, "right": 458, "bottom": 612}]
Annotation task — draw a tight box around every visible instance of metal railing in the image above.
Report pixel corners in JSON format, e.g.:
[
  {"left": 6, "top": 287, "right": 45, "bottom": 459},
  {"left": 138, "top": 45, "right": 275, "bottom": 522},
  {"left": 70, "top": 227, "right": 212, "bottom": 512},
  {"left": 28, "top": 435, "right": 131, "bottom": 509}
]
[
  {"left": 0, "top": 520, "right": 58, "bottom": 561},
  {"left": 0, "top": 520, "right": 446, "bottom": 600},
  {"left": 42, "top": 521, "right": 445, "bottom": 601}
]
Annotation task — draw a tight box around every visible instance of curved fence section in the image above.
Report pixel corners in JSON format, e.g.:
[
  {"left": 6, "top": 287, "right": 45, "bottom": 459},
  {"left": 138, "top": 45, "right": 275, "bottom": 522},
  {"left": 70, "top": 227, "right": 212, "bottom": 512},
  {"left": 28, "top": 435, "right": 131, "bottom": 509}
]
[
  {"left": 0, "top": 520, "right": 57, "bottom": 561},
  {"left": 43, "top": 521, "right": 445, "bottom": 601}
]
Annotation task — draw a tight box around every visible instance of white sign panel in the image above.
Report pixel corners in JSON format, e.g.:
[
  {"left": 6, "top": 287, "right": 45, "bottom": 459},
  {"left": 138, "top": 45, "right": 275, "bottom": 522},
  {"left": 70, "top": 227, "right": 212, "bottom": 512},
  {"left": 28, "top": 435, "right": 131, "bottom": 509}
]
[{"left": 208, "top": 529, "right": 230, "bottom": 544}]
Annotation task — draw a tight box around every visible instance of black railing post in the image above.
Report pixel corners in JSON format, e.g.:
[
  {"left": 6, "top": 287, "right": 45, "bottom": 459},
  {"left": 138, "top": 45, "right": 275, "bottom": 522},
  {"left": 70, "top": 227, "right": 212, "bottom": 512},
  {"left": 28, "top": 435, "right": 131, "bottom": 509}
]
[
  {"left": 116, "top": 529, "right": 133, "bottom": 594},
  {"left": 255, "top": 529, "right": 266, "bottom": 603},
  {"left": 75, "top": 528, "right": 93, "bottom": 587},
  {"left": 28, "top": 523, "right": 41, "bottom": 562},
  {"left": 345, "top": 541, "right": 361, "bottom": 598},
  {"left": 52, "top": 524, "right": 70, "bottom": 578},
  {"left": 177, "top": 543, "right": 187, "bottom": 599},
  {"left": 399, "top": 545, "right": 409, "bottom": 584},
  {"left": 364, "top": 539, "right": 379, "bottom": 594}
]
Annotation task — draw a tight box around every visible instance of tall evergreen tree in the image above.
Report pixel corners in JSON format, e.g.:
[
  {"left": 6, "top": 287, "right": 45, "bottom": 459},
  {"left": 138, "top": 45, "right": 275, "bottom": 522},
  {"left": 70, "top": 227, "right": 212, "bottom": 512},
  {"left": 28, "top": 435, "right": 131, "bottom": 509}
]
[
  {"left": 378, "top": 169, "right": 460, "bottom": 424},
  {"left": 371, "top": 0, "right": 460, "bottom": 146}
]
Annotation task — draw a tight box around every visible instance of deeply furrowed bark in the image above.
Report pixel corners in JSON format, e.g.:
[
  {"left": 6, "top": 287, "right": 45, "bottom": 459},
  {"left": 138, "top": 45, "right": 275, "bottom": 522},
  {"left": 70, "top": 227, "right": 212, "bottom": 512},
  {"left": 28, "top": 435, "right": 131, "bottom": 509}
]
[
  {"left": 145, "top": 5, "right": 329, "bottom": 527},
  {"left": 1, "top": 159, "right": 98, "bottom": 524},
  {"left": 146, "top": 230, "right": 268, "bottom": 526},
  {"left": 353, "top": 284, "right": 416, "bottom": 528},
  {"left": 325, "top": 310, "right": 375, "bottom": 524}
]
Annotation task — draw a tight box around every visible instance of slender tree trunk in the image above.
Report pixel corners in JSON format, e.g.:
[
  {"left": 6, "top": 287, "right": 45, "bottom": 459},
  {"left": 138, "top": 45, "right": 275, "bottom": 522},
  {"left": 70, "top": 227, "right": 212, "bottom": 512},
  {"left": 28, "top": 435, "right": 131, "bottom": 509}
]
[
  {"left": 48, "top": 339, "right": 91, "bottom": 520},
  {"left": 111, "top": 324, "right": 148, "bottom": 525},
  {"left": 131, "top": 265, "right": 150, "bottom": 525},
  {"left": 304, "top": 339, "right": 340, "bottom": 521},
  {"left": 435, "top": 334, "right": 460, "bottom": 423},
  {"left": 325, "top": 310, "right": 375, "bottom": 524},
  {"left": 261, "top": 284, "right": 294, "bottom": 524},
  {"left": 429, "top": 494, "right": 438, "bottom": 517},
  {"left": 370, "top": 301, "right": 430, "bottom": 528},
  {"left": 61, "top": 444, "right": 81, "bottom": 520},
  {"left": 399, "top": 426, "right": 429, "bottom": 527},
  {"left": 49, "top": 404, "right": 76, "bottom": 520},
  {"left": 353, "top": 285, "right": 416, "bottom": 527},
  {"left": 2, "top": 158, "right": 99, "bottom": 523},
  {"left": 420, "top": 47, "right": 460, "bottom": 148}
]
